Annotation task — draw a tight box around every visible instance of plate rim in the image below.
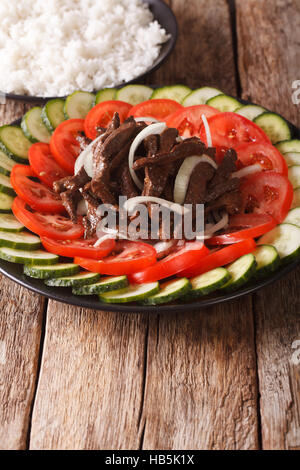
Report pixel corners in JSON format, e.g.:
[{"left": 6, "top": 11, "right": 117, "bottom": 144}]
[
  {"left": 1, "top": 98, "right": 299, "bottom": 312},
  {"left": 0, "top": 0, "right": 178, "bottom": 103}
]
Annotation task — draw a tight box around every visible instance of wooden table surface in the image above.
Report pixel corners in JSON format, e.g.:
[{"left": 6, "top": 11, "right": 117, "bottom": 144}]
[{"left": 0, "top": 0, "right": 299, "bottom": 450}]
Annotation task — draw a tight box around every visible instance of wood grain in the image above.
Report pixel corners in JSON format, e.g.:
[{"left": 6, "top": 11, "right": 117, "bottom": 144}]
[
  {"left": 0, "top": 98, "right": 45, "bottom": 450},
  {"left": 236, "top": 0, "right": 300, "bottom": 450}
]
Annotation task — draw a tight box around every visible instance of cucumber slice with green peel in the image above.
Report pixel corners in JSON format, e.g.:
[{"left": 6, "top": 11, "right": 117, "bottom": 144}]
[
  {"left": 0, "top": 126, "right": 31, "bottom": 163},
  {"left": 0, "top": 247, "right": 58, "bottom": 265},
  {"left": 0, "top": 231, "right": 41, "bottom": 250},
  {"left": 0, "top": 173, "right": 15, "bottom": 197},
  {"left": 276, "top": 139, "right": 300, "bottom": 154},
  {"left": 292, "top": 188, "right": 300, "bottom": 209},
  {"left": 254, "top": 112, "right": 291, "bottom": 144},
  {"left": 116, "top": 85, "right": 153, "bottom": 105},
  {"left": 206, "top": 94, "right": 241, "bottom": 112},
  {"left": 182, "top": 86, "right": 222, "bottom": 106},
  {"left": 283, "top": 207, "right": 300, "bottom": 227},
  {"left": 0, "top": 214, "right": 24, "bottom": 232},
  {"left": 73, "top": 275, "right": 128, "bottom": 295},
  {"left": 142, "top": 278, "right": 191, "bottom": 305},
  {"left": 253, "top": 245, "right": 280, "bottom": 277},
  {"left": 64, "top": 91, "right": 95, "bottom": 119},
  {"left": 258, "top": 223, "right": 300, "bottom": 262},
  {"left": 45, "top": 271, "right": 100, "bottom": 287},
  {"left": 41, "top": 99, "right": 65, "bottom": 132},
  {"left": 0, "top": 193, "right": 14, "bottom": 213},
  {"left": 282, "top": 152, "right": 300, "bottom": 167},
  {"left": 188, "top": 268, "right": 231, "bottom": 297},
  {"left": 288, "top": 165, "right": 300, "bottom": 188},
  {"left": 221, "top": 254, "right": 257, "bottom": 292},
  {"left": 235, "top": 104, "right": 266, "bottom": 121},
  {"left": 150, "top": 85, "right": 192, "bottom": 103},
  {"left": 21, "top": 107, "right": 52, "bottom": 143},
  {"left": 0, "top": 149, "right": 15, "bottom": 176},
  {"left": 95, "top": 88, "right": 116, "bottom": 104},
  {"left": 24, "top": 263, "right": 79, "bottom": 279},
  {"left": 99, "top": 282, "right": 159, "bottom": 304}
]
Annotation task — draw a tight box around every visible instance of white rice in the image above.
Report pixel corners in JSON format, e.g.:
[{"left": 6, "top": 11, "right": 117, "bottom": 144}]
[{"left": 0, "top": 0, "right": 169, "bottom": 97}]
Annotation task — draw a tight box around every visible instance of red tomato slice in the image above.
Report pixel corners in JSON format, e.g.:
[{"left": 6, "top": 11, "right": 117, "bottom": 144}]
[
  {"left": 75, "top": 240, "right": 157, "bottom": 275},
  {"left": 12, "top": 197, "right": 84, "bottom": 240},
  {"left": 10, "top": 165, "right": 65, "bottom": 214},
  {"left": 29, "top": 143, "right": 70, "bottom": 189},
  {"left": 206, "top": 213, "right": 277, "bottom": 245},
  {"left": 199, "top": 112, "right": 271, "bottom": 161},
  {"left": 179, "top": 238, "right": 256, "bottom": 278},
  {"left": 165, "top": 105, "right": 220, "bottom": 138},
  {"left": 129, "top": 242, "right": 209, "bottom": 284},
  {"left": 41, "top": 236, "right": 116, "bottom": 260},
  {"left": 128, "top": 99, "right": 182, "bottom": 121},
  {"left": 240, "top": 171, "right": 293, "bottom": 223},
  {"left": 50, "top": 119, "right": 85, "bottom": 174},
  {"left": 235, "top": 142, "right": 288, "bottom": 175},
  {"left": 84, "top": 101, "right": 132, "bottom": 140}
]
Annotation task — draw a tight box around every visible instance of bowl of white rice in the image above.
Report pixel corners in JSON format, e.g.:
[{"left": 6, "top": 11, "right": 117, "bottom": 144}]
[{"left": 0, "top": 0, "right": 177, "bottom": 101}]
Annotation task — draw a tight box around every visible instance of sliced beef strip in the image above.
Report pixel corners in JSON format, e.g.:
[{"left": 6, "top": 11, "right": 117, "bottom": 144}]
[
  {"left": 120, "top": 162, "right": 139, "bottom": 200},
  {"left": 205, "top": 149, "right": 239, "bottom": 203},
  {"left": 60, "top": 190, "right": 81, "bottom": 222},
  {"left": 53, "top": 167, "right": 90, "bottom": 194},
  {"left": 205, "top": 190, "right": 242, "bottom": 216},
  {"left": 184, "top": 162, "right": 215, "bottom": 206},
  {"left": 81, "top": 183, "right": 102, "bottom": 238},
  {"left": 133, "top": 138, "right": 206, "bottom": 170}
]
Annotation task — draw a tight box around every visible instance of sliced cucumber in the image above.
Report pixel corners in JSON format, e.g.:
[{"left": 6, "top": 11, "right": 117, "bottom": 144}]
[
  {"left": 254, "top": 112, "right": 291, "bottom": 144},
  {"left": 0, "top": 231, "right": 40, "bottom": 250},
  {"left": 276, "top": 139, "right": 300, "bottom": 154},
  {"left": 0, "top": 149, "right": 15, "bottom": 176},
  {"left": 99, "top": 282, "right": 159, "bottom": 304},
  {"left": 0, "top": 125, "right": 31, "bottom": 163},
  {"left": 41, "top": 99, "right": 65, "bottom": 132},
  {"left": 95, "top": 88, "right": 116, "bottom": 104},
  {"left": 221, "top": 254, "right": 257, "bottom": 292},
  {"left": 0, "top": 247, "right": 58, "bottom": 265},
  {"left": 64, "top": 91, "right": 95, "bottom": 119},
  {"left": 21, "top": 107, "right": 52, "bottom": 143},
  {"left": 288, "top": 165, "right": 300, "bottom": 188},
  {"left": 292, "top": 187, "right": 300, "bottom": 209},
  {"left": 142, "top": 278, "right": 191, "bottom": 305},
  {"left": 116, "top": 85, "right": 153, "bottom": 105},
  {"left": 0, "top": 214, "right": 24, "bottom": 232},
  {"left": 235, "top": 104, "right": 266, "bottom": 121},
  {"left": 206, "top": 94, "right": 241, "bottom": 112},
  {"left": 258, "top": 223, "right": 300, "bottom": 262},
  {"left": 0, "top": 173, "right": 15, "bottom": 197},
  {"left": 282, "top": 152, "right": 300, "bottom": 167},
  {"left": 284, "top": 207, "right": 300, "bottom": 227},
  {"left": 151, "top": 85, "right": 192, "bottom": 103},
  {"left": 45, "top": 271, "right": 100, "bottom": 287},
  {"left": 73, "top": 275, "right": 128, "bottom": 295},
  {"left": 253, "top": 244, "right": 280, "bottom": 277},
  {"left": 24, "top": 263, "right": 79, "bottom": 279},
  {"left": 182, "top": 86, "right": 222, "bottom": 106},
  {"left": 188, "top": 267, "right": 231, "bottom": 297},
  {"left": 0, "top": 193, "right": 14, "bottom": 213}
]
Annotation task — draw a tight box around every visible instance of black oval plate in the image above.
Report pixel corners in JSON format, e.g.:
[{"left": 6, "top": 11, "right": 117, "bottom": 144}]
[
  {"left": 0, "top": 101, "right": 299, "bottom": 312},
  {"left": 2, "top": 0, "right": 178, "bottom": 103}
]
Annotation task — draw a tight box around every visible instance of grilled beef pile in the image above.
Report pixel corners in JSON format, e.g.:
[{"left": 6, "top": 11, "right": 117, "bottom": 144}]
[{"left": 54, "top": 113, "right": 243, "bottom": 240}]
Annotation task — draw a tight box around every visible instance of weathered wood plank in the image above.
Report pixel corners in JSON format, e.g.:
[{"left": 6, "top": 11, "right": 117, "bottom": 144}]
[
  {"left": 30, "top": 304, "right": 148, "bottom": 450},
  {"left": 0, "top": 99, "right": 45, "bottom": 450},
  {"left": 236, "top": 0, "right": 300, "bottom": 450}
]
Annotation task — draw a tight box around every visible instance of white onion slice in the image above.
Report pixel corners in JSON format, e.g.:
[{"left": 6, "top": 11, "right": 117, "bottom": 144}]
[
  {"left": 128, "top": 122, "right": 167, "bottom": 190},
  {"left": 74, "top": 134, "right": 103, "bottom": 177},
  {"left": 231, "top": 164, "right": 262, "bottom": 179},
  {"left": 205, "top": 212, "right": 229, "bottom": 237},
  {"left": 124, "top": 196, "right": 189, "bottom": 216},
  {"left": 134, "top": 117, "right": 160, "bottom": 123},
  {"left": 173, "top": 155, "right": 218, "bottom": 204},
  {"left": 201, "top": 114, "right": 212, "bottom": 147}
]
